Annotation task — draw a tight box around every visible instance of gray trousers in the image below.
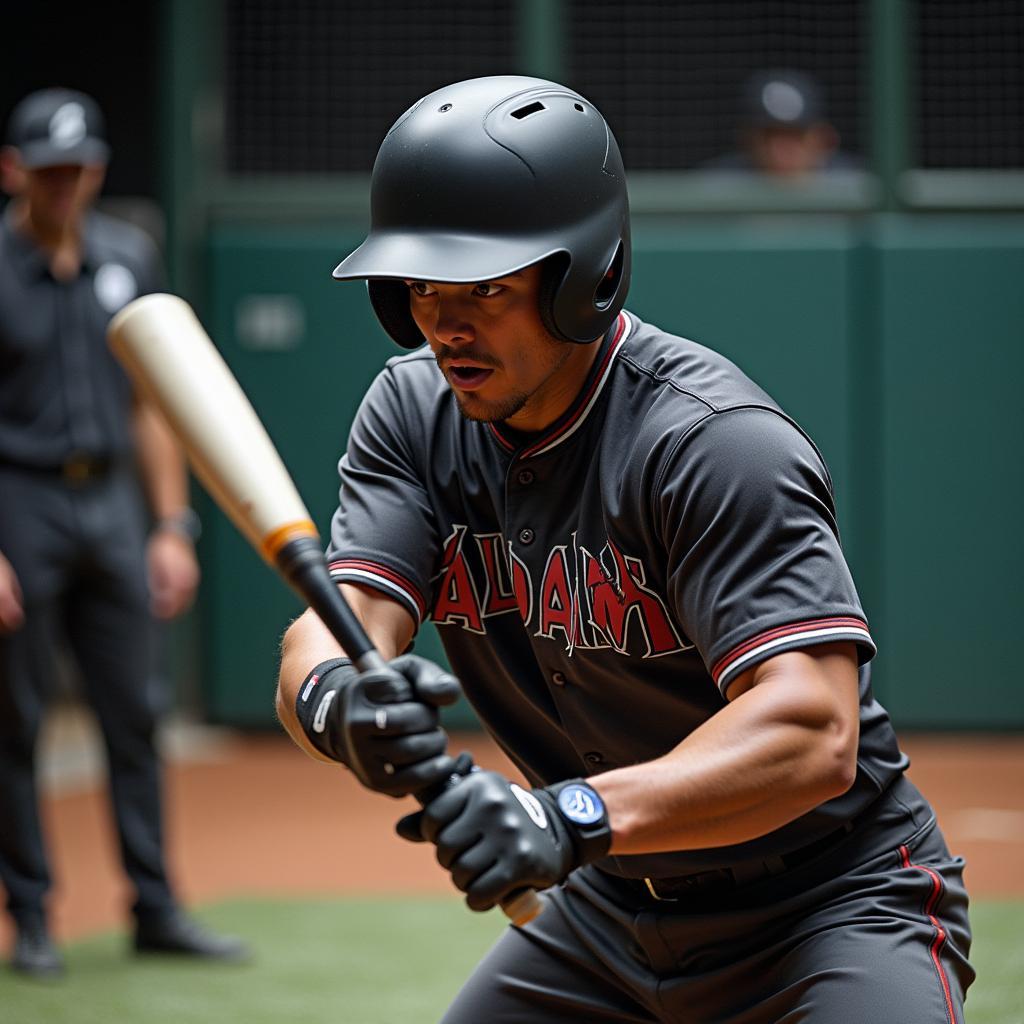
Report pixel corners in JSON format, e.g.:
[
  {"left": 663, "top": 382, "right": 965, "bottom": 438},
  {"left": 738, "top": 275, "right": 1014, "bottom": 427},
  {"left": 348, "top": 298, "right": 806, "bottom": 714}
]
[
  {"left": 442, "top": 776, "right": 973, "bottom": 1023},
  {"left": 0, "top": 465, "right": 175, "bottom": 923}
]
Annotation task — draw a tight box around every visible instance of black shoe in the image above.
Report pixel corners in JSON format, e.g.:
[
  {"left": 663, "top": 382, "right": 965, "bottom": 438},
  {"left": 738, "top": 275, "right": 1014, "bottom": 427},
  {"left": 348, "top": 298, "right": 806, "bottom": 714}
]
[
  {"left": 133, "top": 909, "right": 250, "bottom": 962},
  {"left": 11, "top": 916, "right": 65, "bottom": 979}
]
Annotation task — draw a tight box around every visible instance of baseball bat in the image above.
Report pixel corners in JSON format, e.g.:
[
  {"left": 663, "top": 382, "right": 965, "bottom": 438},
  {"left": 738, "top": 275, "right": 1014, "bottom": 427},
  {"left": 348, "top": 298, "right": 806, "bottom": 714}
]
[{"left": 107, "top": 293, "right": 541, "bottom": 927}]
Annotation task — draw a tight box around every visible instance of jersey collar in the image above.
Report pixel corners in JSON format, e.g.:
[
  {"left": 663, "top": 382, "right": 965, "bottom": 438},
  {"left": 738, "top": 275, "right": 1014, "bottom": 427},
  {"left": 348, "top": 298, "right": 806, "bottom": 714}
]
[{"left": 487, "top": 311, "right": 633, "bottom": 460}]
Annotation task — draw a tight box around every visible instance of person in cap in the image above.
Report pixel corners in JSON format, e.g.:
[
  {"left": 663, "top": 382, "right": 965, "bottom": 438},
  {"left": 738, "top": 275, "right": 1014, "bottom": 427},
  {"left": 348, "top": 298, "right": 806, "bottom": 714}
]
[
  {"left": 705, "top": 69, "right": 863, "bottom": 177},
  {"left": 0, "top": 88, "right": 248, "bottom": 977},
  {"left": 275, "top": 76, "right": 972, "bottom": 1022}
]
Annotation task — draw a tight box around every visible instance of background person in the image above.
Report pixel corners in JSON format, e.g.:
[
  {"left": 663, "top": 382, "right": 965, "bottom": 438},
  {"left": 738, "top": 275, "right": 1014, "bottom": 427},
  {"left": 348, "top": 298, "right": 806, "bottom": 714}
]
[
  {"left": 0, "top": 87, "right": 248, "bottom": 978},
  {"left": 705, "top": 68, "right": 863, "bottom": 177}
]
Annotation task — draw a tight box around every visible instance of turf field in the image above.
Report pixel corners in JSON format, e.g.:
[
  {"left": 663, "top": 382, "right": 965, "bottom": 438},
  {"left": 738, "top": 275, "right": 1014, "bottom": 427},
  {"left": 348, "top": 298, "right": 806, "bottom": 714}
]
[{"left": 2, "top": 897, "right": 1020, "bottom": 1024}]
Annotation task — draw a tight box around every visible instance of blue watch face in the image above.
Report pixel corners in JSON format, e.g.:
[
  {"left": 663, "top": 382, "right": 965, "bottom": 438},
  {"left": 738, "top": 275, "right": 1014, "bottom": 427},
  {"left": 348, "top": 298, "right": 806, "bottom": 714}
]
[{"left": 557, "top": 784, "right": 606, "bottom": 826}]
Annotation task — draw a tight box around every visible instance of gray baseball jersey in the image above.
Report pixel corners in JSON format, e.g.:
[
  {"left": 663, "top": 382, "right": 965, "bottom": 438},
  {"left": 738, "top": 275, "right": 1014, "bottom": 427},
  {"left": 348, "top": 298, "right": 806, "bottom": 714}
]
[{"left": 326, "top": 311, "right": 908, "bottom": 880}]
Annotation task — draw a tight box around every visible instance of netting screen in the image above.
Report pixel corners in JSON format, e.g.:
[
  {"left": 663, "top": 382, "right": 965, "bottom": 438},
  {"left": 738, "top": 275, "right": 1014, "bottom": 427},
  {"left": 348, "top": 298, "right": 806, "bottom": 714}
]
[
  {"left": 223, "top": 2, "right": 1024, "bottom": 176},
  {"left": 225, "top": 0, "right": 516, "bottom": 174},
  {"left": 916, "top": 0, "right": 1023, "bottom": 168},
  {"left": 565, "top": 1, "right": 865, "bottom": 171}
]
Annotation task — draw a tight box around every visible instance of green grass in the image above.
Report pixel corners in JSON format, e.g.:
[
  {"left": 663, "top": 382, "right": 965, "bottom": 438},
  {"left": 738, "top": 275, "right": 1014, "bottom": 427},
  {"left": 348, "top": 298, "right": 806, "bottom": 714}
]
[
  {"left": 967, "top": 902, "right": 1024, "bottom": 1024},
  {"left": 0, "top": 897, "right": 1019, "bottom": 1023}
]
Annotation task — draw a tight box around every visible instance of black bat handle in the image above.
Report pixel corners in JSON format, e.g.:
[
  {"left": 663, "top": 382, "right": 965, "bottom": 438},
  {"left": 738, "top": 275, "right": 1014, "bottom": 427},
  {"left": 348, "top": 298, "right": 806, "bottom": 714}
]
[
  {"left": 275, "top": 536, "right": 543, "bottom": 926},
  {"left": 276, "top": 536, "right": 386, "bottom": 674}
]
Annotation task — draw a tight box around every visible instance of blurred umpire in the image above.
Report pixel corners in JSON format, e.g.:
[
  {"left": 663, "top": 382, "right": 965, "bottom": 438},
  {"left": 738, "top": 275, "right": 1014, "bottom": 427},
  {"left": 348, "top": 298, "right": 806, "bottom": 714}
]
[{"left": 0, "top": 88, "right": 247, "bottom": 977}]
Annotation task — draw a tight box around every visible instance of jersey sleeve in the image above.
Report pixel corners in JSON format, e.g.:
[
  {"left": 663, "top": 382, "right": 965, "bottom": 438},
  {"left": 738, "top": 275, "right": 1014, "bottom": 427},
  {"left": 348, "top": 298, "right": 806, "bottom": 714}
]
[
  {"left": 658, "top": 407, "right": 875, "bottom": 697},
  {"left": 325, "top": 366, "right": 438, "bottom": 627}
]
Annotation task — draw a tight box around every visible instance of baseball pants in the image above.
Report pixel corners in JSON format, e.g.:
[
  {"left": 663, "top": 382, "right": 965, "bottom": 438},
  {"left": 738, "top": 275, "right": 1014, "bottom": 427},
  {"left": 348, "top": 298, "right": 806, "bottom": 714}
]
[
  {"left": 441, "top": 775, "right": 973, "bottom": 1023},
  {"left": 0, "top": 464, "right": 176, "bottom": 923}
]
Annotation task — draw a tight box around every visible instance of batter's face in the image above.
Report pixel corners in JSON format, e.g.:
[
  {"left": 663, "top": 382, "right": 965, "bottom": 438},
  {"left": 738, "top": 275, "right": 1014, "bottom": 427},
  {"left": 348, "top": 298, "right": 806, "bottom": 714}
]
[{"left": 406, "top": 264, "right": 601, "bottom": 433}]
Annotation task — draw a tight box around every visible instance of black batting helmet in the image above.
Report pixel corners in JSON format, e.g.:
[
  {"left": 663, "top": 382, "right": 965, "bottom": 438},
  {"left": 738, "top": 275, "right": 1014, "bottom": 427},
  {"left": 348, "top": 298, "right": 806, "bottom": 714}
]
[{"left": 332, "top": 76, "right": 631, "bottom": 347}]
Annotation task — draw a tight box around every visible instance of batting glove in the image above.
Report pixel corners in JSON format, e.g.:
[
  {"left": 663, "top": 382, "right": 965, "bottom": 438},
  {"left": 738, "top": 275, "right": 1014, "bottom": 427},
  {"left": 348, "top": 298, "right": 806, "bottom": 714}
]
[
  {"left": 295, "top": 655, "right": 461, "bottom": 797},
  {"left": 396, "top": 770, "right": 612, "bottom": 911}
]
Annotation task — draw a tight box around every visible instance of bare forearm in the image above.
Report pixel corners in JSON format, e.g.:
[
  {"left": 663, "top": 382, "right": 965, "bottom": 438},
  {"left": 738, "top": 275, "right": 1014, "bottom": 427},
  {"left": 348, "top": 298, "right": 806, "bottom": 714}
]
[
  {"left": 132, "top": 400, "right": 190, "bottom": 519},
  {"left": 593, "top": 645, "right": 860, "bottom": 854}
]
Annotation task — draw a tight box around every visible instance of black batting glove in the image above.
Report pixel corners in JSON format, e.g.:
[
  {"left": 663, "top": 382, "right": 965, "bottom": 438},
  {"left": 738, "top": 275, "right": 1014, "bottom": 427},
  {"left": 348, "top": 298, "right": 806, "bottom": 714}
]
[
  {"left": 396, "top": 771, "right": 612, "bottom": 912},
  {"left": 295, "top": 654, "right": 461, "bottom": 798}
]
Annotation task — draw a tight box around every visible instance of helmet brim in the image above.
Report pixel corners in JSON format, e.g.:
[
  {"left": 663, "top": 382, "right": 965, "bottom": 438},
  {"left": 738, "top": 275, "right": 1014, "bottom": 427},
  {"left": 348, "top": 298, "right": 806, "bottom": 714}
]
[{"left": 332, "top": 231, "right": 563, "bottom": 285}]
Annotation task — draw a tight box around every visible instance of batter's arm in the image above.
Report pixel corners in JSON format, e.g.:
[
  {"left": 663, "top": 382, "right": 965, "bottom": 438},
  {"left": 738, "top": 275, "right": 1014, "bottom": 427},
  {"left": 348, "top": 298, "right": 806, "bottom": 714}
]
[
  {"left": 276, "top": 583, "right": 416, "bottom": 763},
  {"left": 591, "top": 641, "right": 861, "bottom": 854}
]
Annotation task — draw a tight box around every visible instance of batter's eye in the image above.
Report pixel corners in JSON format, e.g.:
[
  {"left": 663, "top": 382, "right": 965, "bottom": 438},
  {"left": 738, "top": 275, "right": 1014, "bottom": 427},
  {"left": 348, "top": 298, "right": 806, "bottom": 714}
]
[{"left": 408, "top": 281, "right": 435, "bottom": 297}]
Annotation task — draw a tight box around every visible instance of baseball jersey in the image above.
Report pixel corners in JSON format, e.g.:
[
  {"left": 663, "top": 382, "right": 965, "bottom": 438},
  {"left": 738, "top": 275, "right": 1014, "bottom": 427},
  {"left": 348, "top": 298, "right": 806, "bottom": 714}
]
[{"left": 326, "top": 311, "right": 909, "bottom": 879}]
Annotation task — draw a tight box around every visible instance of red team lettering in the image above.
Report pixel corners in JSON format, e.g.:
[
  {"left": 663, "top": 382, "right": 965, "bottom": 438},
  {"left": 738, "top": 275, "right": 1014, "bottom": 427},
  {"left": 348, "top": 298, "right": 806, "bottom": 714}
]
[{"left": 432, "top": 526, "right": 687, "bottom": 658}]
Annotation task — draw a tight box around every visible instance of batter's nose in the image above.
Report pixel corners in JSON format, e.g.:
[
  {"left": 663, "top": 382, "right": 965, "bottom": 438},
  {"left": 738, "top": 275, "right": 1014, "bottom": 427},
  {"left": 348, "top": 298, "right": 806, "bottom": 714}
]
[{"left": 430, "top": 301, "right": 476, "bottom": 348}]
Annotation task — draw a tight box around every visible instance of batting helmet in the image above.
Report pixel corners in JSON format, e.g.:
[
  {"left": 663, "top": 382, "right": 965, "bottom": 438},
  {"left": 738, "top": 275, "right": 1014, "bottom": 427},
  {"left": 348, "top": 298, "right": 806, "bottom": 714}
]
[{"left": 332, "top": 76, "right": 631, "bottom": 347}]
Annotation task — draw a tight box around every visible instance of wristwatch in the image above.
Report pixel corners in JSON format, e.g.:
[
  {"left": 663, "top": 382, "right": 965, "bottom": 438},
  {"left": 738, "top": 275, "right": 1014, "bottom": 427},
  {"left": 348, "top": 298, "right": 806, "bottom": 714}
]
[
  {"left": 155, "top": 508, "right": 202, "bottom": 542},
  {"left": 547, "top": 778, "right": 613, "bottom": 862}
]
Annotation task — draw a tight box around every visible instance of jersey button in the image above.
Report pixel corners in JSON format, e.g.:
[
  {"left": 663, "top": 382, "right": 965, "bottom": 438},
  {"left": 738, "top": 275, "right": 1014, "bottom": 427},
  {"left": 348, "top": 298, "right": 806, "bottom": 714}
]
[
  {"left": 518, "top": 527, "right": 535, "bottom": 545},
  {"left": 517, "top": 469, "right": 535, "bottom": 486},
  {"left": 583, "top": 751, "right": 604, "bottom": 766},
  {"left": 551, "top": 671, "right": 567, "bottom": 687}
]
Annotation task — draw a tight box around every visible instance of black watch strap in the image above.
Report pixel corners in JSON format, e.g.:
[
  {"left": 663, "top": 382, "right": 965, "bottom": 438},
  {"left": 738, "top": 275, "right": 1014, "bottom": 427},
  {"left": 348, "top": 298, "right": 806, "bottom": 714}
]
[{"left": 545, "top": 778, "right": 612, "bottom": 863}]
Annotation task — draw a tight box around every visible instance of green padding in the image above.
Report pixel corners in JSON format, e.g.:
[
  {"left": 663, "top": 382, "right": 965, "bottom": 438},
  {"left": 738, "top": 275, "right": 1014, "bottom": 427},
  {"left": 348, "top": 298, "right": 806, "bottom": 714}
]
[
  {"left": 873, "top": 217, "right": 1024, "bottom": 727},
  {"left": 200, "top": 216, "right": 1023, "bottom": 731}
]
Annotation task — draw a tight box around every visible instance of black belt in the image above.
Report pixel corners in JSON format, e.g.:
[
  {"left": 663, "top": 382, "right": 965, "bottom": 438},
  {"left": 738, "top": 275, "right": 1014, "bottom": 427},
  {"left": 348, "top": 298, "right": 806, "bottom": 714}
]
[
  {"left": 634, "top": 819, "right": 858, "bottom": 901},
  {"left": 0, "top": 453, "right": 118, "bottom": 484}
]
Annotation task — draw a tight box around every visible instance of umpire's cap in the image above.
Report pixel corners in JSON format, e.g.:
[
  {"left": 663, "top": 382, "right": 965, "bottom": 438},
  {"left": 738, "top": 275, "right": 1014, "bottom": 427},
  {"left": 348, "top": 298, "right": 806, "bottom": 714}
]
[
  {"left": 6, "top": 88, "right": 110, "bottom": 169},
  {"left": 332, "top": 76, "right": 631, "bottom": 347}
]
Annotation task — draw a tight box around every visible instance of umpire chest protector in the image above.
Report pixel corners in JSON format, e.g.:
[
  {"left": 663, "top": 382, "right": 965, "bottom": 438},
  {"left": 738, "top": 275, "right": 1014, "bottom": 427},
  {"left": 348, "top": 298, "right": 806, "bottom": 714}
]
[{"left": 332, "top": 75, "right": 631, "bottom": 346}]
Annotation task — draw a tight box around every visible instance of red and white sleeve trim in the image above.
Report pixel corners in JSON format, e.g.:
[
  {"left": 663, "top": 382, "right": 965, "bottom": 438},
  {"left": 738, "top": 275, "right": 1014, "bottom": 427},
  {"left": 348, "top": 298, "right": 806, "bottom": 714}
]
[
  {"left": 328, "top": 559, "right": 428, "bottom": 624},
  {"left": 712, "top": 616, "right": 874, "bottom": 695}
]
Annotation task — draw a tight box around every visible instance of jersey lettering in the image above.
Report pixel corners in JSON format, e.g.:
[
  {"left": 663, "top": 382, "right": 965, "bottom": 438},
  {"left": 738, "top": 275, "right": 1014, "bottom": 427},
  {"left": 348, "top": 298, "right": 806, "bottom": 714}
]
[
  {"left": 536, "top": 546, "right": 575, "bottom": 646},
  {"left": 431, "top": 525, "right": 486, "bottom": 634},
  {"left": 475, "top": 533, "right": 519, "bottom": 618},
  {"left": 579, "top": 540, "right": 686, "bottom": 658},
  {"left": 430, "top": 526, "right": 687, "bottom": 658}
]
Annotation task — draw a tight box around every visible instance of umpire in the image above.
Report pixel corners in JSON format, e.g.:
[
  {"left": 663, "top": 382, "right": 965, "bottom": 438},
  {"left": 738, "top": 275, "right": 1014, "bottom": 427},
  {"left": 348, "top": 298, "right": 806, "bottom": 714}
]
[{"left": 0, "top": 88, "right": 247, "bottom": 977}]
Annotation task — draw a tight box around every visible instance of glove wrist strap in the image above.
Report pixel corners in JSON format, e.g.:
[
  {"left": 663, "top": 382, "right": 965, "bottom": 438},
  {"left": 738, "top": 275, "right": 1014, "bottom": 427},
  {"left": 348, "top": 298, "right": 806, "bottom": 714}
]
[
  {"left": 294, "top": 658, "right": 353, "bottom": 762},
  {"left": 543, "top": 778, "right": 613, "bottom": 864}
]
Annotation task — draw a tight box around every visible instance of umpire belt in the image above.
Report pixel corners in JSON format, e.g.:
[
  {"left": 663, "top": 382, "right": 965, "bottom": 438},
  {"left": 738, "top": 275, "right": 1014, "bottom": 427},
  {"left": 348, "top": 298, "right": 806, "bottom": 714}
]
[
  {"left": 636, "top": 819, "right": 857, "bottom": 901},
  {"left": 0, "top": 452, "right": 118, "bottom": 485}
]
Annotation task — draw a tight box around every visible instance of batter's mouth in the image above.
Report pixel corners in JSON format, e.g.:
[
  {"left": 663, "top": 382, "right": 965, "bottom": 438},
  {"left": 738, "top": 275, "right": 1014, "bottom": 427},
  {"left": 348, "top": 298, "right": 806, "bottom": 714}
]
[{"left": 446, "top": 365, "right": 494, "bottom": 390}]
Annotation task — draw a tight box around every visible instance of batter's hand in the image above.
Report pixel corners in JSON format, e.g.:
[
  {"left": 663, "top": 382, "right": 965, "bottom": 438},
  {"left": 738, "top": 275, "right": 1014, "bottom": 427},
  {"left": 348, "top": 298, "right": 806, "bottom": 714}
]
[
  {"left": 396, "top": 771, "right": 610, "bottom": 912},
  {"left": 295, "top": 655, "right": 461, "bottom": 797}
]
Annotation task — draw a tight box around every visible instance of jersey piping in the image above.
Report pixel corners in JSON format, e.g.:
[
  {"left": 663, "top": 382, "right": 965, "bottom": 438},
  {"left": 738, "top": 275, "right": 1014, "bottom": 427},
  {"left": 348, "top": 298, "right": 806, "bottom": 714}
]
[
  {"left": 328, "top": 558, "right": 428, "bottom": 624},
  {"left": 713, "top": 616, "right": 875, "bottom": 694}
]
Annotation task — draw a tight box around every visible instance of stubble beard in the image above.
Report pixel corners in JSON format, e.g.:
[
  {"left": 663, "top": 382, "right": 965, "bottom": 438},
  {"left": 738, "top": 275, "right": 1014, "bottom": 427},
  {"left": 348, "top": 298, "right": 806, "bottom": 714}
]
[{"left": 442, "top": 333, "right": 573, "bottom": 426}]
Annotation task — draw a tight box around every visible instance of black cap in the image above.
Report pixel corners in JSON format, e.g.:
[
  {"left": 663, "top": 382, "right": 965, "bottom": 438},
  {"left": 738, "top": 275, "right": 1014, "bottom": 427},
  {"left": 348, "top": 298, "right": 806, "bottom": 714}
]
[
  {"left": 742, "top": 70, "right": 825, "bottom": 129},
  {"left": 6, "top": 88, "right": 110, "bottom": 168}
]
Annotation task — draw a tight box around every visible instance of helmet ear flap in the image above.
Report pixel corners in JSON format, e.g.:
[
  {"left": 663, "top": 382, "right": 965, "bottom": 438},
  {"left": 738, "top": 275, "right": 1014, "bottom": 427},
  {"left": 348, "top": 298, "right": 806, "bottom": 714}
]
[
  {"left": 595, "top": 242, "right": 626, "bottom": 310},
  {"left": 538, "top": 254, "right": 572, "bottom": 342},
  {"left": 540, "top": 242, "right": 627, "bottom": 344},
  {"left": 367, "top": 280, "right": 425, "bottom": 348}
]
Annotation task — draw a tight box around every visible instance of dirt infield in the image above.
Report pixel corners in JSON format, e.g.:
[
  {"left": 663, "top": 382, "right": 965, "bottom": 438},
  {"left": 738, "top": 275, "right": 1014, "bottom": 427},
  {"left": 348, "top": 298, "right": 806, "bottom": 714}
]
[{"left": 12, "top": 721, "right": 1024, "bottom": 944}]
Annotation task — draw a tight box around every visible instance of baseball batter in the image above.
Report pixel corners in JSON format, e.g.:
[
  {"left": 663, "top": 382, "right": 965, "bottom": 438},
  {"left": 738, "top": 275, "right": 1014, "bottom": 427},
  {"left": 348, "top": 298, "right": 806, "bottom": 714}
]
[{"left": 276, "top": 76, "right": 973, "bottom": 1022}]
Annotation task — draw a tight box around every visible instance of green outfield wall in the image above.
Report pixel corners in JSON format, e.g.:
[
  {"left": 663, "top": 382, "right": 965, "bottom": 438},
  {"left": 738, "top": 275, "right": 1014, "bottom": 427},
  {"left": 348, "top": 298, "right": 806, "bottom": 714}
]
[{"left": 197, "top": 214, "right": 1024, "bottom": 730}]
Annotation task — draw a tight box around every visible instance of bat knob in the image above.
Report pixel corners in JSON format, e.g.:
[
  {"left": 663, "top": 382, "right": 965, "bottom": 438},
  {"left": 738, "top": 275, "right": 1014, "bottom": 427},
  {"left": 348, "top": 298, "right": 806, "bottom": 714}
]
[{"left": 501, "top": 888, "right": 544, "bottom": 926}]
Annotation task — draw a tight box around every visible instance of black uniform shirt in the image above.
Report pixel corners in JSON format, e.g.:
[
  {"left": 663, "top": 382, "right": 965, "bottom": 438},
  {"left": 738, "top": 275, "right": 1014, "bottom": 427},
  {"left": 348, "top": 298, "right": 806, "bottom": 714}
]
[
  {"left": 0, "top": 207, "right": 163, "bottom": 468},
  {"left": 327, "top": 312, "right": 909, "bottom": 879}
]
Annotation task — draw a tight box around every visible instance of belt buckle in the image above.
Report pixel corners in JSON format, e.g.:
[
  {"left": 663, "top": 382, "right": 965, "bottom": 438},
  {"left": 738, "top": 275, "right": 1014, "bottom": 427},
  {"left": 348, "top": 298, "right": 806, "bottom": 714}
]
[
  {"left": 643, "top": 877, "right": 680, "bottom": 902},
  {"left": 63, "top": 452, "right": 93, "bottom": 482}
]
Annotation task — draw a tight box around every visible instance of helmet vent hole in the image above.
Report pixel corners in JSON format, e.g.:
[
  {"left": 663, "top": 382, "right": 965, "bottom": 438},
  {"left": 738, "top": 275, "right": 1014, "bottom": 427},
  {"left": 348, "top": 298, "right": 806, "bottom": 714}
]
[
  {"left": 574, "top": 103, "right": 584, "bottom": 112},
  {"left": 511, "top": 101, "right": 545, "bottom": 120},
  {"left": 438, "top": 103, "right": 453, "bottom": 113}
]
